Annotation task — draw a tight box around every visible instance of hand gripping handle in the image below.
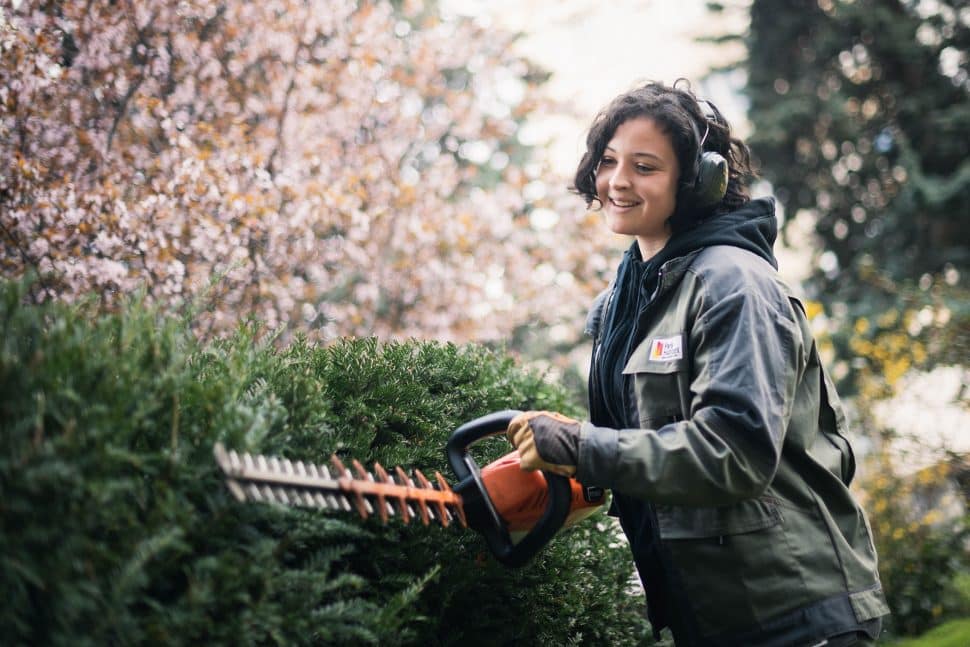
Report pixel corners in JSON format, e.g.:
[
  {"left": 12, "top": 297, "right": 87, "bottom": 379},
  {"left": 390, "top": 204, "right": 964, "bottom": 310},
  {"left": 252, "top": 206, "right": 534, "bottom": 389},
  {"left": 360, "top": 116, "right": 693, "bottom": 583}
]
[{"left": 446, "top": 410, "right": 572, "bottom": 568}]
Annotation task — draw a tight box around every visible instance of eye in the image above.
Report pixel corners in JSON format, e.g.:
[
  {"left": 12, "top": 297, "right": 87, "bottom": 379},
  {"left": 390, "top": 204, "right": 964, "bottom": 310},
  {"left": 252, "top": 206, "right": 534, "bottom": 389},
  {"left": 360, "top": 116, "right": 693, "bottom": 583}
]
[
  {"left": 636, "top": 164, "right": 655, "bottom": 173},
  {"left": 597, "top": 156, "right": 616, "bottom": 169}
]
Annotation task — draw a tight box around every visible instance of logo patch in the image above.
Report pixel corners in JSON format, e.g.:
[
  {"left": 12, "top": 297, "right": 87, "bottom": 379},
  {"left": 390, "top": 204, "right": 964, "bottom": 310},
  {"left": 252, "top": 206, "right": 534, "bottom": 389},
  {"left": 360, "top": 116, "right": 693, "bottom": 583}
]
[{"left": 649, "top": 335, "right": 683, "bottom": 361}]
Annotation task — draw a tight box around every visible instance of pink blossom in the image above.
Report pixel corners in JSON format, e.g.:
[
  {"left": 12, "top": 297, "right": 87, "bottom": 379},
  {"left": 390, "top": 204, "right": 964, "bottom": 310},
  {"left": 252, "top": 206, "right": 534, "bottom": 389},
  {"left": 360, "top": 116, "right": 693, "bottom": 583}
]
[{"left": 2, "top": 0, "right": 609, "bottom": 351}]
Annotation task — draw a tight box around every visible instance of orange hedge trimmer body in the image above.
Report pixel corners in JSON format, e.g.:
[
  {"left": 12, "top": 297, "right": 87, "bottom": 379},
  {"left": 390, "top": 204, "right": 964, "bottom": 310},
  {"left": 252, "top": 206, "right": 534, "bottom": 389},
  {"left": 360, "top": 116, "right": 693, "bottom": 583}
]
[{"left": 214, "top": 411, "right": 605, "bottom": 567}]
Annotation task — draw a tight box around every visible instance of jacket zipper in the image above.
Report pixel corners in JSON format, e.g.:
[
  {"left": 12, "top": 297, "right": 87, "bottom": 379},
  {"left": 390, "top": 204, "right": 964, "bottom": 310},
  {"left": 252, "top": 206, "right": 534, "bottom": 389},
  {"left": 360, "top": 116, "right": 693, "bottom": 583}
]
[{"left": 590, "top": 262, "right": 702, "bottom": 644}]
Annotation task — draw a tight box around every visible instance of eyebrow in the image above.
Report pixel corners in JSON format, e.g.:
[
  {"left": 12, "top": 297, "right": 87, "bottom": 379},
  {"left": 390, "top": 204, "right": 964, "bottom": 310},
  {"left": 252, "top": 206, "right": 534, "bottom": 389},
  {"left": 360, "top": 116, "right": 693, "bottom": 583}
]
[{"left": 604, "top": 146, "right": 664, "bottom": 162}]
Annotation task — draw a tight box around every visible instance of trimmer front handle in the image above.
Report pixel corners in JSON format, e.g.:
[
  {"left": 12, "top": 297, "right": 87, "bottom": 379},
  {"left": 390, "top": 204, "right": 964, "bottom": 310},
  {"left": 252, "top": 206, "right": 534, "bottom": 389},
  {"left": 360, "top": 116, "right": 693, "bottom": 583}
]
[{"left": 445, "top": 410, "right": 572, "bottom": 567}]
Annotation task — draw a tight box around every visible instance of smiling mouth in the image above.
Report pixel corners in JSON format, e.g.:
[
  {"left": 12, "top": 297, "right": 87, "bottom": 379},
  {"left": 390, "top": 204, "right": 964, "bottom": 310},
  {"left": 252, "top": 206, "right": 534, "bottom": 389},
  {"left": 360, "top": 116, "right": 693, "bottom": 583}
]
[{"left": 609, "top": 198, "right": 640, "bottom": 208}]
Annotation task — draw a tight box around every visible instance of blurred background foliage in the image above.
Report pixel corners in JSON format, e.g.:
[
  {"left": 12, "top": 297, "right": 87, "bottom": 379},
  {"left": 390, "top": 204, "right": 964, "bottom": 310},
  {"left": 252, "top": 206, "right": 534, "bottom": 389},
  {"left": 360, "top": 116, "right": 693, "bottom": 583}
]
[
  {"left": 0, "top": 0, "right": 606, "bottom": 343},
  {"left": 733, "top": 0, "right": 970, "bottom": 394}
]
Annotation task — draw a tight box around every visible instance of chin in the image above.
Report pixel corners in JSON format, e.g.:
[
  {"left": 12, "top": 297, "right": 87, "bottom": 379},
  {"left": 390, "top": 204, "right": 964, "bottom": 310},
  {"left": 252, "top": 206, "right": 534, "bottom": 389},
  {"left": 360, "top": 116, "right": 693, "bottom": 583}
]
[{"left": 606, "top": 219, "right": 634, "bottom": 237}]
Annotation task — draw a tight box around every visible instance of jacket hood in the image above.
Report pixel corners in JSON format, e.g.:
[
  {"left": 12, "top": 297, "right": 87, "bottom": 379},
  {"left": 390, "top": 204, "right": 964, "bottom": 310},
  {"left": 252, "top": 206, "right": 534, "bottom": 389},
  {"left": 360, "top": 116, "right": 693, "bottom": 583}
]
[{"left": 643, "top": 197, "right": 779, "bottom": 269}]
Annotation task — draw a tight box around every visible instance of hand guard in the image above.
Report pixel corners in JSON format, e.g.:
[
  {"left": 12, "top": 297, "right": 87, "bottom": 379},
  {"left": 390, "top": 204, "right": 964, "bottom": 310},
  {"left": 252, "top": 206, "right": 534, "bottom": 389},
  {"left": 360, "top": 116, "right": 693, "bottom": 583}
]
[{"left": 506, "top": 411, "right": 581, "bottom": 477}]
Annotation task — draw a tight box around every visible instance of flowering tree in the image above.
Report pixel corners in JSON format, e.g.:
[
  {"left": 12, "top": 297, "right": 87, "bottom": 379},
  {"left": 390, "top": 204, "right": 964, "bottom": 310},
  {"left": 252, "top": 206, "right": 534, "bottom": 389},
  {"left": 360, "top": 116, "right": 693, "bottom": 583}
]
[{"left": 1, "top": 0, "right": 609, "bottom": 342}]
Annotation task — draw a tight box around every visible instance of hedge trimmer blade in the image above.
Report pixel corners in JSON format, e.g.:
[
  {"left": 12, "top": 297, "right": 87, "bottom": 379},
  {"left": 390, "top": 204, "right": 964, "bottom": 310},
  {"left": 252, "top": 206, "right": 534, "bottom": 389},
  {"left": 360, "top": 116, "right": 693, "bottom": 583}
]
[
  {"left": 213, "top": 443, "right": 467, "bottom": 528},
  {"left": 214, "top": 410, "right": 604, "bottom": 568}
]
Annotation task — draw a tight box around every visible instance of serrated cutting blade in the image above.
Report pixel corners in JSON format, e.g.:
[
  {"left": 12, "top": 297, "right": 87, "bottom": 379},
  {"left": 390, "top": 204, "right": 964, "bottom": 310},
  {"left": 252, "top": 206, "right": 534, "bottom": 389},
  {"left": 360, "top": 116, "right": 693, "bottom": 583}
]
[{"left": 213, "top": 443, "right": 467, "bottom": 528}]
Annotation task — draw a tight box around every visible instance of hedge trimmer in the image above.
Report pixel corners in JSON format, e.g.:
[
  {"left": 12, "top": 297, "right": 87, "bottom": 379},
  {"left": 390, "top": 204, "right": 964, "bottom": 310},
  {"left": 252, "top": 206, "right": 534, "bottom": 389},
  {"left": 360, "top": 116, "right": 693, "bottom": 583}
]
[{"left": 213, "top": 410, "right": 606, "bottom": 567}]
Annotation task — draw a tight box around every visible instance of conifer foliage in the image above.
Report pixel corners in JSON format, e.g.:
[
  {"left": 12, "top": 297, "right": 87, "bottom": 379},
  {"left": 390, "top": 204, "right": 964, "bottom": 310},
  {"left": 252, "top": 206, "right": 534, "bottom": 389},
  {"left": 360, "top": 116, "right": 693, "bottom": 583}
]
[
  {"left": 0, "top": 279, "right": 647, "bottom": 645},
  {"left": 742, "top": 0, "right": 969, "bottom": 388}
]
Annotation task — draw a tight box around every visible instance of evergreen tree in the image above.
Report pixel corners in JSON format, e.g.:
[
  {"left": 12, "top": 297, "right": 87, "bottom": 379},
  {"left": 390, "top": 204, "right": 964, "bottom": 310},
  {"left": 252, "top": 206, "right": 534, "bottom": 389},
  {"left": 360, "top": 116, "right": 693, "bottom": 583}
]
[{"left": 741, "top": 0, "right": 969, "bottom": 390}]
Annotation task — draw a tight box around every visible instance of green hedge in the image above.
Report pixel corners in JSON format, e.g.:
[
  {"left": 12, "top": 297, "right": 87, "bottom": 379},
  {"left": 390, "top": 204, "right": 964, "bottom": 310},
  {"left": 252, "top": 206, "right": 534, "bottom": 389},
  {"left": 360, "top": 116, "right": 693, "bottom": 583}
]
[{"left": 0, "top": 279, "right": 649, "bottom": 646}]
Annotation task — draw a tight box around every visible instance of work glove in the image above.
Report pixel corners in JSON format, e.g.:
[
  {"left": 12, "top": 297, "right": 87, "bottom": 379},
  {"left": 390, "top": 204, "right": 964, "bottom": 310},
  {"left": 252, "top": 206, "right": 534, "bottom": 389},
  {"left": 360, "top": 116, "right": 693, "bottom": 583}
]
[{"left": 507, "top": 411, "right": 581, "bottom": 477}]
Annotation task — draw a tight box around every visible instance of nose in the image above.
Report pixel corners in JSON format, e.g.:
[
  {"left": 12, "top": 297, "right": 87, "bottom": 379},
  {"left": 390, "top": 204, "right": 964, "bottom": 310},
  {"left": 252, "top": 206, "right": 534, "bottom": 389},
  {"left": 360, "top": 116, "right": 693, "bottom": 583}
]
[{"left": 608, "top": 163, "right": 631, "bottom": 190}]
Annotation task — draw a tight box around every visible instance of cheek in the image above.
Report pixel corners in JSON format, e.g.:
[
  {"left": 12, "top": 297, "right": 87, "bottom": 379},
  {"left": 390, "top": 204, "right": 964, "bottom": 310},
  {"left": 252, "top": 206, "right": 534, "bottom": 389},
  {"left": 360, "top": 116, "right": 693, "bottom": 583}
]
[
  {"left": 665, "top": 172, "right": 681, "bottom": 203},
  {"left": 594, "top": 172, "right": 609, "bottom": 199},
  {"left": 655, "top": 177, "right": 679, "bottom": 206}
]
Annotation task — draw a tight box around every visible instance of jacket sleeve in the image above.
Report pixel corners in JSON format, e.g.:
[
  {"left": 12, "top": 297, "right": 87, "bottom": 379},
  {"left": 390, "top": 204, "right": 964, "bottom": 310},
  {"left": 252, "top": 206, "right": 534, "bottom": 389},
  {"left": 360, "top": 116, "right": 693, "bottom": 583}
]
[{"left": 577, "top": 273, "right": 807, "bottom": 506}]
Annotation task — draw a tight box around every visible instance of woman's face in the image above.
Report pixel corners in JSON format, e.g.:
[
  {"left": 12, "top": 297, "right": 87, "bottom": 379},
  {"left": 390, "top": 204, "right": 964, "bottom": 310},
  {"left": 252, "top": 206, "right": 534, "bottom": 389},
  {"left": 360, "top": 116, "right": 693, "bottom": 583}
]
[{"left": 595, "top": 117, "right": 680, "bottom": 257}]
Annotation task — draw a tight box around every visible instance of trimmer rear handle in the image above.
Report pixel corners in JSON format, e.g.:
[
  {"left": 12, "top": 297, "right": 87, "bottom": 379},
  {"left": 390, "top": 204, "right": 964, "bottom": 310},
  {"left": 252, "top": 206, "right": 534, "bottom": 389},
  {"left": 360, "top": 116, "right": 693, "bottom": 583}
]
[{"left": 446, "top": 410, "right": 571, "bottom": 567}]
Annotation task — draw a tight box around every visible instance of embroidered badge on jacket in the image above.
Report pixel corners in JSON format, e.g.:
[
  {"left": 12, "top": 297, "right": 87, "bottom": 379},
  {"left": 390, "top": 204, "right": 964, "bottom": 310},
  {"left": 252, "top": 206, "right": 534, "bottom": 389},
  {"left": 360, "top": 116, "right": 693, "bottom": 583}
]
[{"left": 649, "top": 335, "right": 683, "bottom": 361}]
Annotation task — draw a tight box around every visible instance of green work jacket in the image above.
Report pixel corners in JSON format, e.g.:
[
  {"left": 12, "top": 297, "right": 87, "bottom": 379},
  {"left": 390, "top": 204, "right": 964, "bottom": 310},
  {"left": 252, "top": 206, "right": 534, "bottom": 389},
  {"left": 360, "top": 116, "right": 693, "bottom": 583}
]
[{"left": 578, "top": 243, "right": 890, "bottom": 646}]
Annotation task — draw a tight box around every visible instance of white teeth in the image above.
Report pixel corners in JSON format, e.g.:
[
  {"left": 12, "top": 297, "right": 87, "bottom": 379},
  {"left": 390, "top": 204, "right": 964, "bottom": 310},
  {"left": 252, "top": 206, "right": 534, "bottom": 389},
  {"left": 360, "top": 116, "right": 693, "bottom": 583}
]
[{"left": 611, "top": 198, "right": 637, "bottom": 207}]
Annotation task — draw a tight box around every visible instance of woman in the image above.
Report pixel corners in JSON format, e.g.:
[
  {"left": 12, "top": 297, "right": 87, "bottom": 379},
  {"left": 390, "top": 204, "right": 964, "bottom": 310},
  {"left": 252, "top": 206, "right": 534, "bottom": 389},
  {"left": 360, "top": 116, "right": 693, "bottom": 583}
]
[{"left": 507, "top": 81, "right": 889, "bottom": 646}]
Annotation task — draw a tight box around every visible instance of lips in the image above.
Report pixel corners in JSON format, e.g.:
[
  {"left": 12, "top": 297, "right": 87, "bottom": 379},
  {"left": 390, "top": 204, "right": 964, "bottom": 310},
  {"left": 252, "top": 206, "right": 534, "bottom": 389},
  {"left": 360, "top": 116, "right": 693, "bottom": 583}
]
[{"left": 609, "top": 197, "right": 640, "bottom": 208}]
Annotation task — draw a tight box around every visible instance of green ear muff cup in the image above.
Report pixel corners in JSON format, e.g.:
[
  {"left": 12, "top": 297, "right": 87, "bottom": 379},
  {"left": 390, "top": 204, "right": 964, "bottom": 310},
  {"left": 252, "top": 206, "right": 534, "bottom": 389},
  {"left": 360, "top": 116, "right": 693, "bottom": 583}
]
[{"left": 692, "top": 151, "right": 729, "bottom": 209}]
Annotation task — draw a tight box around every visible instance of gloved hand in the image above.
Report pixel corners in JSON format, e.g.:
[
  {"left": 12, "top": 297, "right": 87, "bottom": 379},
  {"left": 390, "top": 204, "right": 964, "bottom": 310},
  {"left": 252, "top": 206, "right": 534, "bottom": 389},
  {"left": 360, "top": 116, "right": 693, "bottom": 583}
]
[{"left": 506, "top": 411, "right": 582, "bottom": 477}]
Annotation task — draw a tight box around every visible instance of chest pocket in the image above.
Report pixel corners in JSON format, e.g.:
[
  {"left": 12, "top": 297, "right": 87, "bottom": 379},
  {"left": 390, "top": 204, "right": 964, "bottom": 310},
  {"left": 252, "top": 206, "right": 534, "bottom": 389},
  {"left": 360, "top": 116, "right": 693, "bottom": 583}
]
[{"left": 622, "top": 332, "right": 690, "bottom": 429}]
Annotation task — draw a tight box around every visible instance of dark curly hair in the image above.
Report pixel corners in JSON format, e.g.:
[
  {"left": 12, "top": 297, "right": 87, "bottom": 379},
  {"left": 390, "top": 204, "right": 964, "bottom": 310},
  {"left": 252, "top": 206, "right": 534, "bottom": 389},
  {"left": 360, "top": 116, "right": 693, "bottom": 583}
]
[{"left": 572, "top": 79, "right": 756, "bottom": 233}]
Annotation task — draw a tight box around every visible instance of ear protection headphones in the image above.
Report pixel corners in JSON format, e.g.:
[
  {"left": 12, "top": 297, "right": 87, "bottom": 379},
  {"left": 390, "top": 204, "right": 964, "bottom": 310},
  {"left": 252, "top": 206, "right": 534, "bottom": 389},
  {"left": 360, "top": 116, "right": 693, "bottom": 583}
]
[{"left": 685, "top": 100, "right": 729, "bottom": 210}]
